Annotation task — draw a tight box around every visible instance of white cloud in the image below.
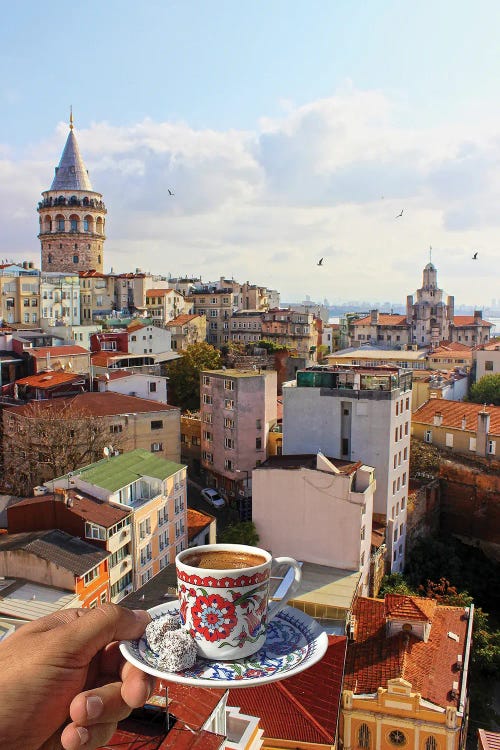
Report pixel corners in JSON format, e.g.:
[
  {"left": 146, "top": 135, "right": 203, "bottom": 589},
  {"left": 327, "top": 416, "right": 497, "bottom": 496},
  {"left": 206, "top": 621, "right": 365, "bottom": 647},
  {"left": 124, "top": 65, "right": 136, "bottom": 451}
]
[{"left": 1, "top": 89, "right": 500, "bottom": 305}]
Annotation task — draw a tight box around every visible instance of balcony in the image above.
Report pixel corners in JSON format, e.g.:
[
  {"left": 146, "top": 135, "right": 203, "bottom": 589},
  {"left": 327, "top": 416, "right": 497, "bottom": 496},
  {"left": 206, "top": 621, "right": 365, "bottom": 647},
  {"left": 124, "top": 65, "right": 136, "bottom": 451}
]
[
  {"left": 107, "top": 526, "right": 131, "bottom": 553},
  {"left": 109, "top": 555, "right": 132, "bottom": 586}
]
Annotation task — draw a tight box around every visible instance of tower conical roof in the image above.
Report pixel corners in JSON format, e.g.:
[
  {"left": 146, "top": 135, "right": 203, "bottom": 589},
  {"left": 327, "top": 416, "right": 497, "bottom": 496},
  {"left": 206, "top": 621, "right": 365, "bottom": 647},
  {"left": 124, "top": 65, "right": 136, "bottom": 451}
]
[{"left": 50, "top": 128, "right": 93, "bottom": 191}]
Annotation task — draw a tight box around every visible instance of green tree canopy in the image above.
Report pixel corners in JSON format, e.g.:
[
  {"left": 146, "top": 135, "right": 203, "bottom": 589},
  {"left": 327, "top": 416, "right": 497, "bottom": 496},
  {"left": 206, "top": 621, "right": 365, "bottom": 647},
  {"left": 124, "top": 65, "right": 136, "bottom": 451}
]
[
  {"left": 219, "top": 521, "right": 260, "bottom": 546},
  {"left": 166, "top": 342, "right": 221, "bottom": 411},
  {"left": 469, "top": 373, "right": 500, "bottom": 406}
]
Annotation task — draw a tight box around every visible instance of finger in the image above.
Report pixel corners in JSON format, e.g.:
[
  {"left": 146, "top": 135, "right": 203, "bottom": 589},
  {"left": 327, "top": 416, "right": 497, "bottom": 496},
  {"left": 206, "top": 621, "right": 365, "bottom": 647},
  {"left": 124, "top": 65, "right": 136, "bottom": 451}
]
[
  {"left": 121, "top": 665, "right": 154, "bottom": 708},
  {"left": 69, "top": 681, "right": 135, "bottom": 726},
  {"left": 61, "top": 720, "right": 117, "bottom": 750},
  {"left": 57, "top": 605, "right": 150, "bottom": 664},
  {"left": 12, "top": 607, "right": 84, "bottom": 638}
]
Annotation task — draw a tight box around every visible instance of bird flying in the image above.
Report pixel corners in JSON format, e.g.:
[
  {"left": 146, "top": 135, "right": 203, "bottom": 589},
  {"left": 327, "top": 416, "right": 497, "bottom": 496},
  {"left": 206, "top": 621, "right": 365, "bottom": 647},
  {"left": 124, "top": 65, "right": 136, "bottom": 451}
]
[
  {"left": 317, "top": 258, "right": 324, "bottom": 266},
  {"left": 472, "top": 252, "right": 478, "bottom": 259},
  {"left": 395, "top": 209, "right": 404, "bottom": 218},
  {"left": 168, "top": 189, "right": 175, "bottom": 196}
]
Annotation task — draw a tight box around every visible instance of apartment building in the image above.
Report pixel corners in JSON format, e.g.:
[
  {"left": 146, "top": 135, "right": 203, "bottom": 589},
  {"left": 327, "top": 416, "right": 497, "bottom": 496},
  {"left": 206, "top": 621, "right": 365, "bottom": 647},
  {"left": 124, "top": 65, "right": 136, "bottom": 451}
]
[
  {"left": 200, "top": 369, "right": 277, "bottom": 507},
  {"left": 40, "top": 272, "right": 81, "bottom": 326},
  {"left": 79, "top": 271, "right": 114, "bottom": 321},
  {"left": 97, "top": 370, "right": 168, "bottom": 404},
  {"left": 474, "top": 339, "right": 500, "bottom": 381},
  {"left": 188, "top": 286, "right": 234, "bottom": 347},
  {"left": 144, "top": 288, "right": 188, "bottom": 326},
  {"left": 0, "top": 263, "right": 39, "bottom": 326},
  {"left": 165, "top": 313, "right": 206, "bottom": 350},
  {"left": 283, "top": 365, "right": 413, "bottom": 572},
  {"left": 0, "top": 528, "right": 109, "bottom": 608},
  {"left": 49, "top": 449, "right": 188, "bottom": 593},
  {"left": 112, "top": 272, "right": 169, "bottom": 314},
  {"left": 341, "top": 594, "right": 473, "bottom": 750},
  {"left": 7, "top": 489, "right": 133, "bottom": 604},
  {"left": 252, "top": 453, "right": 375, "bottom": 595},
  {"left": 230, "top": 309, "right": 263, "bottom": 345},
  {"left": 90, "top": 323, "right": 172, "bottom": 357},
  {"left": 261, "top": 308, "right": 316, "bottom": 359},
  {"left": 412, "top": 400, "right": 499, "bottom": 459}
]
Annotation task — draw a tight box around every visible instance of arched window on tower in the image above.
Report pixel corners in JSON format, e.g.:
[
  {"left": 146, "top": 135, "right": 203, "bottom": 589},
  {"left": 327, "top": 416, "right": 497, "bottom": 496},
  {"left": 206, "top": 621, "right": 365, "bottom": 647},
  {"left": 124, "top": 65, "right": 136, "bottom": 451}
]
[
  {"left": 83, "top": 215, "right": 93, "bottom": 233},
  {"left": 96, "top": 217, "right": 103, "bottom": 234},
  {"left": 73, "top": 254, "right": 79, "bottom": 264},
  {"left": 98, "top": 255, "right": 101, "bottom": 265},
  {"left": 48, "top": 253, "right": 53, "bottom": 264},
  {"left": 44, "top": 216, "right": 52, "bottom": 233},
  {"left": 56, "top": 215, "right": 65, "bottom": 232},
  {"left": 358, "top": 724, "right": 370, "bottom": 749},
  {"left": 69, "top": 215, "right": 79, "bottom": 232}
]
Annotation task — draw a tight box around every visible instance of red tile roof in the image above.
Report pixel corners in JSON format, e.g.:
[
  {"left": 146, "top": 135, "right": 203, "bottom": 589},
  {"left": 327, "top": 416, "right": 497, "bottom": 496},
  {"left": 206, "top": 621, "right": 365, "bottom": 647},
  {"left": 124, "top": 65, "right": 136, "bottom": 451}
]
[
  {"left": 187, "top": 508, "right": 214, "bottom": 541},
  {"left": 429, "top": 342, "right": 473, "bottom": 357},
  {"left": 146, "top": 288, "right": 175, "bottom": 297},
  {"left": 30, "top": 345, "right": 89, "bottom": 358},
  {"left": 16, "top": 372, "right": 83, "bottom": 389},
  {"left": 413, "top": 399, "right": 500, "bottom": 435},
  {"left": 227, "top": 635, "right": 346, "bottom": 745},
  {"left": 10, "top": 491, "right": 130, "bottom": 528},
  {"left": 453, "top": 315, "right": 492, "bottom": 328},
  {"left": 166, "top": 314, "right": 203, "bottom": 327},
  {"left": 127, "top": 321, "right": 146, "bottom": 332},
  {"left": 353, "top": 314, "right": 408, "bottom": 327},
  {"left": 91, "top": 351, "right": 130, "bottom": 367},
  {"left": 344, "top": 596, "right": 469, "bottom": 707},
  {"left": 385, "top": 594, "right": 436, "bottom": 622},
  {"left": 4, "top": 391, "right": 178, "bottom": 417}
]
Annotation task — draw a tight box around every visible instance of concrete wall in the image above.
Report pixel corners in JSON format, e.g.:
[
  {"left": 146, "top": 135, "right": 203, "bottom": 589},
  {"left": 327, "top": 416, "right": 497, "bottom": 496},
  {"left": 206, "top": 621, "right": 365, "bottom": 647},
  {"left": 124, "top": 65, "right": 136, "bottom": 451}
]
[
  {"left": 128, "top": 326, "right": 172, "bottom": 356},
  {"left": 98, "top": 374, "right": 168, "bottom": 404},
  {"left": 0, "top": 549, "right": 74, "bottom": 589},
  {"left": 475, "top": 347, "right": 500, "bottom": 381}
]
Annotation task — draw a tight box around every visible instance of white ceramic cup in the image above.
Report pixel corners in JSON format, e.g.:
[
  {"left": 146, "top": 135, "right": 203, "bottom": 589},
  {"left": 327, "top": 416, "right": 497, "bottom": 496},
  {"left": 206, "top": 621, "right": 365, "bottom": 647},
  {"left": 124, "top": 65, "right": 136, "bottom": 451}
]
[{"left": 176, "top": 543, "right": 302, "bottom": 660}]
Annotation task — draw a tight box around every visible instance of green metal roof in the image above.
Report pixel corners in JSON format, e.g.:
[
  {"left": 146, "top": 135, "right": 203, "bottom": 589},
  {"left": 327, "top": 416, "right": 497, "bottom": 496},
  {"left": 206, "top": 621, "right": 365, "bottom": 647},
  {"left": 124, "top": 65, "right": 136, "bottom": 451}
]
[{"left": 77, "top": 449, "right": 185, "bottom": 492}]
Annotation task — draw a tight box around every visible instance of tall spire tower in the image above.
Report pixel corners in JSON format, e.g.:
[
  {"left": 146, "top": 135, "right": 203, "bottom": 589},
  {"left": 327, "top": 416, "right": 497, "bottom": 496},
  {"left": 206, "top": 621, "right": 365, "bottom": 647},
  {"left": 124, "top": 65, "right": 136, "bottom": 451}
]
[{"left": 38, "top": 113, "right": 106, "bottom": 273}]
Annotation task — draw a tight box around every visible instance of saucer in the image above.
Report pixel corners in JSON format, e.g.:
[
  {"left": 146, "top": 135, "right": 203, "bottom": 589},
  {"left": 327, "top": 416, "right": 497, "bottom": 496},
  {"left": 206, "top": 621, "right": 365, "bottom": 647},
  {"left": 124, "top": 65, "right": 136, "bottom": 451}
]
[{"left": 120, "top": 600, "right": 328, "bottom": 688}]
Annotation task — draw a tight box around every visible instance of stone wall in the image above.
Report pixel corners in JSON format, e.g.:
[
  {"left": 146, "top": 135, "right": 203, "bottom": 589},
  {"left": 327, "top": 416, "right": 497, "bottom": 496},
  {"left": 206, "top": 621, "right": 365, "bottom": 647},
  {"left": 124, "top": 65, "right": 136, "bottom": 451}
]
[
  {"left": 41, "top": 235, "right": 103, "bottom": 274},
  {"left": 406, "top": 478, "right": 441, "bottom": 557}
]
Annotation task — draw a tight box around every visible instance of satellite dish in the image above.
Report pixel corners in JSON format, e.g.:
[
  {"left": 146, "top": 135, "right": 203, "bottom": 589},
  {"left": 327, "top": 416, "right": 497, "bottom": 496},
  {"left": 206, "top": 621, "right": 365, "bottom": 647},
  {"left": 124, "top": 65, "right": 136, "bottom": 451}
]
[
  {"left": 252, "top": 364, "right": 257, "bottom": 370},
  {"left": 103, "top": 446, "right": 110, "bottom": 457}
]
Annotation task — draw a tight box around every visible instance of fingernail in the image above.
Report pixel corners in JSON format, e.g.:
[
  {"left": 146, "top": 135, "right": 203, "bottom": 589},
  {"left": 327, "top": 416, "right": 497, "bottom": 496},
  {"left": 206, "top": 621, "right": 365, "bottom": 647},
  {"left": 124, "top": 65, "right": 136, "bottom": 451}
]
[
  {"left": 76, "top": 726, "right": 89, "bottom": 746},
  {"left": 86, "top": 695, "right": 103, "bottom": 720}
]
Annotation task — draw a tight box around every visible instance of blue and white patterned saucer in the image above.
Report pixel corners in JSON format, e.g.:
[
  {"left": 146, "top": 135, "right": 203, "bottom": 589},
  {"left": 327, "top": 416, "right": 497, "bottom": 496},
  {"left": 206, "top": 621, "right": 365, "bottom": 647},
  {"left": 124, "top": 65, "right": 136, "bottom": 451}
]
[{"left": 120, "top": 601, "right": 328, "bottom": 688}]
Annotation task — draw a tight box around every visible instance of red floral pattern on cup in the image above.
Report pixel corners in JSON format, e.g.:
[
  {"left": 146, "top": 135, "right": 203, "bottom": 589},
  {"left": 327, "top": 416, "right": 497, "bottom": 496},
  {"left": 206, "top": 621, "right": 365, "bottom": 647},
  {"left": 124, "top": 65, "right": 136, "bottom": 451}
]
[
  {"left": 177, "top": 569, "right": 269, "bottom": 587},
  {"left": 190, "top": 593, "right": 238, "bottom": 642}
]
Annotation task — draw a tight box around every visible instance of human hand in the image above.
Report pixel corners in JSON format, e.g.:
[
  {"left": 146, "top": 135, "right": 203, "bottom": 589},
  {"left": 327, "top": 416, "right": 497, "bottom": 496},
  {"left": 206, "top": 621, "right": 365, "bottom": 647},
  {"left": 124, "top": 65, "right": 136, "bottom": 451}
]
[{"left": 0, "top": 604, "right": 152, "bottom": 750}]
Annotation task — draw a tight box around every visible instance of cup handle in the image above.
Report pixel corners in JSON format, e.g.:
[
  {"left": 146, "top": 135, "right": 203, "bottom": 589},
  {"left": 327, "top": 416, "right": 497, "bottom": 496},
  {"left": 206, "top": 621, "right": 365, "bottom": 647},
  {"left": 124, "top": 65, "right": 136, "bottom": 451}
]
[{"left": 267, "top": 557, "right": 302, "bottom": 621}]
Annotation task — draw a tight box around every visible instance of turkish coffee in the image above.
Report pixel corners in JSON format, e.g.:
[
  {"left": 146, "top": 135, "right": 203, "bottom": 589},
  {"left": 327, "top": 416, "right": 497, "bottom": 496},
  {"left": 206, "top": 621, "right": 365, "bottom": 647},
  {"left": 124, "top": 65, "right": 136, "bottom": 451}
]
[{"left": 182, "top": 549, "right": 266, "bottom": 570}]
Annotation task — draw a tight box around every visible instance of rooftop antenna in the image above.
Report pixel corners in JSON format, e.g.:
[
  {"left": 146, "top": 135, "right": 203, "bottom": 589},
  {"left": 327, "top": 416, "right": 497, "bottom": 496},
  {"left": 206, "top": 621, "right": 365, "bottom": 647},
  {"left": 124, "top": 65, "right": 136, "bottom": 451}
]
[
  {"left": 429, "top": 245, "right": 432, "bottom": 263},
  {"left": 69, "top": 105, "right": 74, "bottom": 130}
]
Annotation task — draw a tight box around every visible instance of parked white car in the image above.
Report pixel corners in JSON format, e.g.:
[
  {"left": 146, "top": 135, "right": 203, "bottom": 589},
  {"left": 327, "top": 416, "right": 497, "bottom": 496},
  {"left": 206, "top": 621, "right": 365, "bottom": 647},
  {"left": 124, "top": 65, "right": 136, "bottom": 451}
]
[{"left": 201, "top": 488, "right": 225, "bottom": 509}]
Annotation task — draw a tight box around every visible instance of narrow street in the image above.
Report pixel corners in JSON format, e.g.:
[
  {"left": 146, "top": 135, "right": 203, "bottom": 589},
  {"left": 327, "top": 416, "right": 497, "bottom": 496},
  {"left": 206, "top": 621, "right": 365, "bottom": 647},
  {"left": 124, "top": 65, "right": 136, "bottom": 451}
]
[{"left": 187, "top": 479, "right": 240, "bottom": 539}]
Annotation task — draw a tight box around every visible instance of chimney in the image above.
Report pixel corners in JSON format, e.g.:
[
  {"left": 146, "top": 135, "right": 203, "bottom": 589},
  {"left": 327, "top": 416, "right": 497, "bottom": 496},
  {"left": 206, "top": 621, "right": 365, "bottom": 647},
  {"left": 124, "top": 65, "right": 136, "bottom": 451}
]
[
  {"left": 476, "top": 408, "right": 490, "bottom": 456},
  {"left": 461, "top": 415, "right": 467, "bottom": 430},
  {"left": 370, "top": 309, "right": 379, "bottom": 325},
  {"left": 433, "top": 412, "right": 443, "bottom": 427},
  {"left": 406, "top": 295, "right": 414, "bottom": 324},
  {"left": 474, "top": 310, "right": 482, "bottom": 325}
]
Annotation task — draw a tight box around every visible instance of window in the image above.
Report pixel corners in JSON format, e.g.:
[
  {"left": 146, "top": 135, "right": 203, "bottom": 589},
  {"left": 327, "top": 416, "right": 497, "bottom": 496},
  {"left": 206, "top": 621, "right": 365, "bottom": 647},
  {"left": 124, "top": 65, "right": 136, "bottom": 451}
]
[
  {"left": 488, "top": 440, "right": 496, "bottom": 455},
  {"left": 256, "top": 418, "right": 262, "bottom": 429},
  {"left": 73, "top": 254, "right": 79, "bottom": 264},
  {"left": 100, "top": 591, "right": 107, "bottom": 605},
  {"left": 224, "top": 379, "right": 234, "bottom": 390},
  {"left": 392, "top": 480, "right": 396, "bottom": 495},
  {"left": 425, "top": 737, "right": 437, "bottom": 750},
  {"left": 158, "top": 505, "right": 169, "bottom": 526},
  {"left": 358, "top": 724, "right": 370, "bottom": 749},
  {"left": 388, "top": 730, "right": 406, "bottom": 746},
  {"left": 401, "top": 495, "right": 406, "bottom": 510},
  {"left": 403, "top": 446, "right": 408, "bottom": 460},
  {"left": 224, "top": 417, "right": 234, "bottom": 428},
  {"left": 405, "top": 397, "right": 410, "bottom": 410},
  {"left": 445, "top": 432, "right": 454, "bottom": 447},
  {"left": 341, "top": 438, "right": 349, "bottom": 455},
  {"left": 203, "top": 430, "right": 213, "bottom": 441},
  {"left": 394, "top": 428, "right": 398, "bottom": 442},
  {"left": 224, "top": 458, "right": 234, "bottom": 471},
  {"left": 151, "top": 442, "right": 163, "bottom": 452},
  {"left": 204, "top": 413, "right": 212, "bottom": 423},
  {"left": 256, "top": 437, "right": 262, "bottom": 450},
  {"left": 85, "top": 522, "right": 106, "bottom": 541},
  {"left": 360, "top": 525, "right": 365, "bottom": 541},
  {"left": 485, "top": 360, "right": 494, "bottom": 371},
  {"left": 224, "top": 437, "right": 234, "bottom": 449},
  {"left": 203, "top": 394, "right": 212, "bottom": 405},
  {"left": 393, "top": 454, "right": 397, "bottom": 469},
  {"left": 394, "top": 528, "right": 398, "bottom": 542},
  {"left": 110, "top": 424, "right": 123, "bottom": 434},
  {"left": 83, "top": 568, "right": 99, "bottom": 586},
  {"left": 191, "top": 436, "right": 201, "bottom": 446},
  {"left": 424, "top": 429, "right": 432, "bottom": 443},
  {"left": 151, "top": 420, "right": 163, "bottom": 430},
  {"left": 202, "top": 375, "right": 211, "bottom": 386},
  {"left": 360, "top": 551, "right": 365, "bottom": 567},
  {"left": 402, "top": 472, "right": 407, "bottom": 486},
  {"left": 224, "top": 399, "right": 234, "bottom": 409},
  {"left": 149, "top": 382, "right": 157, "bottom": 393},
  {"left": 405, "top": 421, "right": 409, "bottom": 435}
]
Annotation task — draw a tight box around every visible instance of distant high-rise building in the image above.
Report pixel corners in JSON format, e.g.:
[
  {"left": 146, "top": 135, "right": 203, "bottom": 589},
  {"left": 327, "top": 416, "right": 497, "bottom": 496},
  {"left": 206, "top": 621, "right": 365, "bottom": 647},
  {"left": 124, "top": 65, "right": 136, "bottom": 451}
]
[
  {"left": 38, "top": 112, "right": 106, "bottom": 274},
  {"left": 283, "top": 364, "right": 412, "bottom": 572}
]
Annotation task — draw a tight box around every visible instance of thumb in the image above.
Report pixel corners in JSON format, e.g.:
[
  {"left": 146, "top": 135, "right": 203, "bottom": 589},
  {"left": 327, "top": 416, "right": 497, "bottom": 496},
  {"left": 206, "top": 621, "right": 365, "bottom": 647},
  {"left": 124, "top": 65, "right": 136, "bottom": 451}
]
[{"left": 57, "top": 605, "right": 150, "bottom": 662}]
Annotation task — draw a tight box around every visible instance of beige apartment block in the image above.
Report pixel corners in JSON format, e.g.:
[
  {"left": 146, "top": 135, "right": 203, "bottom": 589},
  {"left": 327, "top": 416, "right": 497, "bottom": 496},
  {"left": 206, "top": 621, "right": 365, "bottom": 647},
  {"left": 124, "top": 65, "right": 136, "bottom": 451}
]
[
  {"left": 79, "top": 271, "right": 115, "bottom": 321},
  {"left": 180, "top": 413, "right": 202, "bottom": 476},
  {"left": 188, "top": 287, "right": 234, "bottom": 347},
  {"left": 261, "top": 308, "right": 316, "bottom": 359},
  {"left": 166, "top": 313, "right": 207, "bottom": 350},
  {"left": 145, "top": 289, "right": 189, "bottom": 326},
  {"left": 0, "top": 272, "right": 40, "bottom": 327},
  {"left": 230, "top": 310, "right": 263, "bottom": 345},
  {"left": 412, "top": 399, "right": 499, "bottom": 459},
  {"left": 200, "top": 368, "right": 277, "bottom": 503},
  {"left": 474, "top": 339, "right": 500, "bottom": 381}
]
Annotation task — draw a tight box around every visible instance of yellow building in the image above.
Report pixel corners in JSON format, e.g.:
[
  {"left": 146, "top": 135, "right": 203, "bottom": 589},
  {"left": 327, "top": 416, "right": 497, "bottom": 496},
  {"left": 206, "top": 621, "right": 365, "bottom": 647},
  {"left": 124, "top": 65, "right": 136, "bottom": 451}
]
[
  {"left": 341, "top": 594, "right": 473, "bottom": 750},
  {"left": 412, "top": 400, "right": 499, "bottom": 459}
]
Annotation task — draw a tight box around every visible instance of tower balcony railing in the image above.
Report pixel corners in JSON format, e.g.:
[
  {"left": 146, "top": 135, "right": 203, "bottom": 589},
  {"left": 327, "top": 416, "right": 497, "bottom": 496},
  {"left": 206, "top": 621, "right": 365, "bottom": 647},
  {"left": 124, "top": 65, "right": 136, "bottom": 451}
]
[
  {"left": 38, "top": 198, "right": 106, "bottom": 210},
  {"left": 38, "top": 229, "right": 105, "bottom": 238}
]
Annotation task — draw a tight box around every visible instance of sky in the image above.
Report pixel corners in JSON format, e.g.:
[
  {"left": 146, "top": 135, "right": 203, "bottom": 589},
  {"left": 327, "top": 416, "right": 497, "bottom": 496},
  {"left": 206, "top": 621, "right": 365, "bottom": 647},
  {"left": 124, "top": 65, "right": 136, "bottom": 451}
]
[{"left": 1, "top": 0, "right": 500, "bottom": 307}]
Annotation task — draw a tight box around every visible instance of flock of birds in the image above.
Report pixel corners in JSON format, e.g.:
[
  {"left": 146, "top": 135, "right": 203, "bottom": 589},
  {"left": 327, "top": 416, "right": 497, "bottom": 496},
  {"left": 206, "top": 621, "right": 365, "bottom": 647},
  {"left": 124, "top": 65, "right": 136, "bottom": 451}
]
[{"left": 167, "top": 188, "right": 479, "bottom": 267}]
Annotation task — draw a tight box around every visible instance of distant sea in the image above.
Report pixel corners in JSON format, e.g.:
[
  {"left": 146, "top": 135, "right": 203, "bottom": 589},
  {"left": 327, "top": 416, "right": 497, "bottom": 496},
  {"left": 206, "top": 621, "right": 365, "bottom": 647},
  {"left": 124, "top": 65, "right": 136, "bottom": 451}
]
[{"left": 329, "top": 316, "right": 499, "bottom": 336}]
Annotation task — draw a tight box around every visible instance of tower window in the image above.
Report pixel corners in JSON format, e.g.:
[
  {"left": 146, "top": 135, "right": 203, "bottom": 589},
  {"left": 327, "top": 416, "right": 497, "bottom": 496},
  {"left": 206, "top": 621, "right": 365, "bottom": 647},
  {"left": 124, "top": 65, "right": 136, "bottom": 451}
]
[
  {"left": 73, "top": 254, "right": 79, "bottom": 264},
  {"left": 48, "top": 253, "right": 53, "bottom": 264},
  {"left": 59, "top": 243, "right": 62, "bottom": 249},
  {"left": 74, "top": 243, "right": 78, "bottom": 249},
  {"left": 57, "top": 218, "right": 65, "bottom": 231},
  {"left": 70, "top": 218, "right": 78, "bottom": 231},
  {"left": 83, "top": 219, "right": 89, "bottom": 231},
  {"left": 98, "top": 255, "right": 101, "bottom": 264}
]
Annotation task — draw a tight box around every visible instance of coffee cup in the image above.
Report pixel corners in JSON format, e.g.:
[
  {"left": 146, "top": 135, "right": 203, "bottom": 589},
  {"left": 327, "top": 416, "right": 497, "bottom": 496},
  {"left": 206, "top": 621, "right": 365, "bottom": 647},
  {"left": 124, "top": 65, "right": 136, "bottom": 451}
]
[{"left": 175, "top": 543, "right": 302, "bottom": 660}]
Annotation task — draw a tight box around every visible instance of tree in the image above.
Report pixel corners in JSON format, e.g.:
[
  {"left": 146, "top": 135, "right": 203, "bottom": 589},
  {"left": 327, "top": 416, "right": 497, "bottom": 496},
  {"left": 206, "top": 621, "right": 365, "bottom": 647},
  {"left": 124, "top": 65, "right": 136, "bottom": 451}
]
[
  {"left": 3, "top": 399, "right": 122, "bottom": 496},
  {"left": 409, "top": 437, "right": 441, "bottom": 478},
  {"left": 379, "top": 573, "right": 416, "bottom": 597},
  {"left": 219, "top": 521, "right": 260, "bottom": 546},
  {"left": 418, "top": 577, "right": 473, "bottom": 606},
  {"left": 166, "top": 342, "right": 221, "bottom": 411},
  {"left": 469, "top": 373, "right": 500, "bottom": 406}
]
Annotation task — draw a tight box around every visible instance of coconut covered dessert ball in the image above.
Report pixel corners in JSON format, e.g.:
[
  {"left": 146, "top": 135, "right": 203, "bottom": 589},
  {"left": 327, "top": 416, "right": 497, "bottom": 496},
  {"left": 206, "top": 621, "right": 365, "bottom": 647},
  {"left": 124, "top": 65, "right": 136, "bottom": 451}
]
[
  {"left": 145, "top": 613, "right": 181, "bottom": 653},
  {"left": 155, "top": 629, "right": 197, "bottom": 672}
]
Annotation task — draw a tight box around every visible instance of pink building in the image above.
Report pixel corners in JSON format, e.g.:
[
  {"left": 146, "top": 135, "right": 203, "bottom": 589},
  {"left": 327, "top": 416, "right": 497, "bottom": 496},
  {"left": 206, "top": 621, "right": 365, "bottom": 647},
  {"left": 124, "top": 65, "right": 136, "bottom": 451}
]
[{"left": 200, "top": 368, "right": 277, "bottom": 516}]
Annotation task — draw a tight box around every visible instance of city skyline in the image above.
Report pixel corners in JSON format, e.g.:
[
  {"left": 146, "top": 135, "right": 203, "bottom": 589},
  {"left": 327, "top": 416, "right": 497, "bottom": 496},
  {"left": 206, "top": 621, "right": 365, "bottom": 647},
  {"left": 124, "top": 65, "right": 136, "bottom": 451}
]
[{"left": 1, "top": 2, "right": 500, "bottom": 304}]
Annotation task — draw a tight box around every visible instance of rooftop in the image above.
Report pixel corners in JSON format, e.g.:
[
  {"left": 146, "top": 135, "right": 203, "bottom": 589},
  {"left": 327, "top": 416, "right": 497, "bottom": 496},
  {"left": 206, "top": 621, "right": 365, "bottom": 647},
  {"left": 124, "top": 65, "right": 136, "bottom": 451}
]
[
  {"left": 166, "top": 314, "right": 204, "bottom": 327},
  {"left": 228, "top": 635, "right": 347, "bottom": 745},
  {"left": 327, "top": 347, "right": 427, "bottom": 362},
  {"left": 0, "top": 578, "right": 78, "bottom": 621},
  {"left": 292, "top": 561, "right": 362, "bottom": 612},
  {"left": 11, "top": 491, "right": 131, "bottom": 528},
  {"left": 453, "top": 315, "right": 492, "bottom": 328},
  {"left": 353, "top": 314, "right": 408, "bottom": 327},
  {"left": 344, "top": 594, "right": 470, "bottom": 709},
  {"left": 5, "top": 391, "right": 178, "bottom": 418},
  {"left": 413, "top": 398, "right": 500, "bottom": 435},
  {"left": 0, "top": 529, "right": 108, "bottom": 576},
  {"left": 29, "top": 345, "right": 90, "bottom": 358},
  {"left": 75, "top": 449, "right": 185, "bottom": 493},
  {"left": 15, "top": 371, "right": 84, "bottom": 389},
  {"left": 187, "top": 508, "right": 214, "bottom": 541},
  {"left": 257, "top": 453, "right": 361, "bottom": 475},
  {"left": 50, "top": 128, "right": 94, "bottom": 192}
]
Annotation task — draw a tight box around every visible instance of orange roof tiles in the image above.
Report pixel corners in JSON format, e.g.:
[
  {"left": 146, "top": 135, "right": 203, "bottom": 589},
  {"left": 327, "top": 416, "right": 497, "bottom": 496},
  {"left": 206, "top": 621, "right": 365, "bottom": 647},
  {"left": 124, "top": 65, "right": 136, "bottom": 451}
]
[
  {"left": 344, "top": 596, "right": 469, "bottom": 708},
  {"left": 453, "top": 315, "right": 492, "bottom": 327},
  {"left": 166, "top": 314, "right": 202, "bottom": 327},
  {"left": 146, "top": 288, "right": 175, "bottom": 297},
  {"left": 353, "top": 314, "right": 408, "bottom": 326},
  {"left": 385, "top": 594, "right": 436, "bottom": 622},
  {"left": 228, "top": 636, "right": 346, "bottom": 745},
  {"left": 126, "top": 321, "right": 146, "bottom": 332},
  {"left": 4, "top": 391, "right": 177, "bottom": 417},
  {"left": 413, "top": 399, "right": 500, "bottom": 435},
  {"left": 16, "top": 372, "right": 82, "bottom": 388},
  {"left": 91, "top": 351, "right": 130, "bottom": 367},
  {"left": 429, "top": 342, "right": 473, "bottom": 357},
  {"left": 187, "top": 508, "right": 214, "bottom": 540},
  {"left": 30, "top": 345, "right": 89, "bottom": 357},
  {"left": 11, "top": 492, "right": 130, "bottom": 528}
]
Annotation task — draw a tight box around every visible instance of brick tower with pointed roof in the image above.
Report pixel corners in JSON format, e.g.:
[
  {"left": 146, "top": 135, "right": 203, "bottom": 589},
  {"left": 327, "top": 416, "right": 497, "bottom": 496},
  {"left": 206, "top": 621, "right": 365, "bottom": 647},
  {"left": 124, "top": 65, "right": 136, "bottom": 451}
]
[{"left": 38, "top": 112, "right": 106, "bottom": 273}]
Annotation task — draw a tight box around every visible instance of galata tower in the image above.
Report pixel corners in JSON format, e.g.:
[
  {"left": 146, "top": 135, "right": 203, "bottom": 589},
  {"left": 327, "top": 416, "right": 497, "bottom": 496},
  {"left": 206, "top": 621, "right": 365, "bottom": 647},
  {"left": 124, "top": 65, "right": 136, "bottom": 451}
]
[{"left": 38, "top": 112, "right": 106, "bottom": 273}]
